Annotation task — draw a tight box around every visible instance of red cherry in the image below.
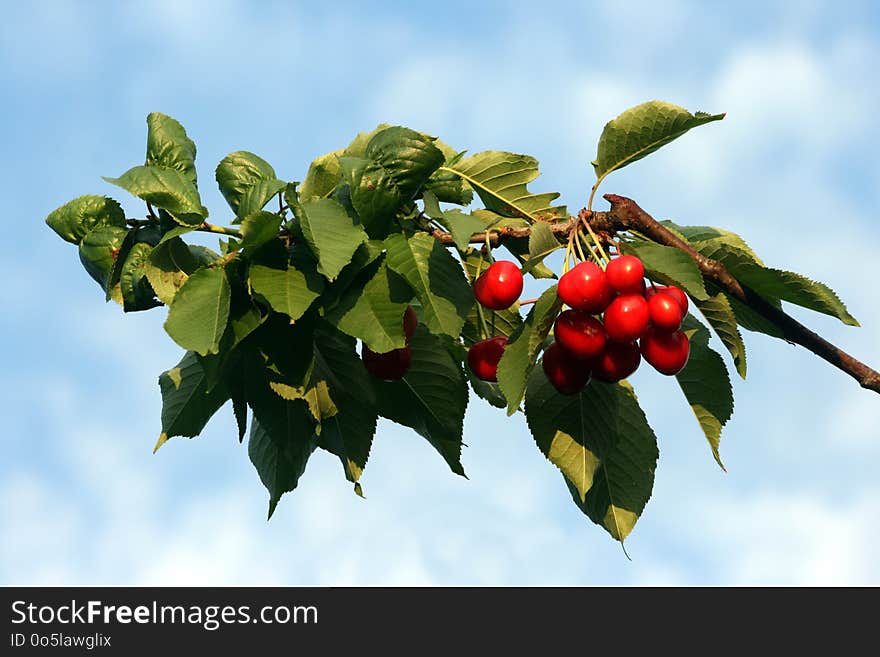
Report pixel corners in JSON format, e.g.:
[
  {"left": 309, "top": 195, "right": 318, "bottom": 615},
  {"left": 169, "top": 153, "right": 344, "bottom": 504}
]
[
  {"left": 647, "top": 292, "right": 684, "bottom": 332},
  {"left": 592, "top": 341, "right": 641, "bottom": 383},
  {"left": 467, "top": 336, "right": 508, "bottom": 382},
  {"left": 541, "top": 342, "right": 591, "bottom": 395},
  {"left": 553, "top": 310, "right": 607, "bottom": 360},
  {"left": 557, "top": 262, "right": 613, "bottom": 313},
  {"left": 362, "top": 344, "right": 413, "bottom": 380},
  {"left": 646, "top": 285, "right": 689, "bottom": 314},
  {"left": 603, "top": 294, "right": 650, "bottom": 342},
  {"left": 640, "top": 326, "right": 690, "bottom": 375},
  {"left": 605, "top": 255, "right": 645, "bottom": 295},
  {"left": 474, "top": 261, "right": 523, "bottom": 310},
  {"left": 403, "top": 305, "right": 418, "bottom": 340}
]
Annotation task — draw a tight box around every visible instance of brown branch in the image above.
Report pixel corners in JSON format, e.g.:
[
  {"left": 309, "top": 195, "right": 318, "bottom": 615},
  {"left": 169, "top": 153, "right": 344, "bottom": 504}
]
[
  {"left": 591, "top": 194, "right": 880, "bottom": 394},
  {"left": 429, "top": 195, "right": 880, "bottom": 394}
]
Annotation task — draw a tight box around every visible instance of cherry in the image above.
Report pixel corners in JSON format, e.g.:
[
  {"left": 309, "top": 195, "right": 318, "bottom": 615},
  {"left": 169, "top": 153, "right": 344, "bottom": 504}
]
[
  {"left": 603, "top": 294, "right": 650, "bottom": 342},
  {"left": 647, "top": 291, "right": 684, "bottom": 332},
  {"left": 640, "top": 326, "right": 690, "bottom": 375},
  {"left": 542, "top": 342, "right": 591, "bottom": 395},
  {"left": 403, "top": 305, "right": 418, "bottom": 340},
  {"left": 605, "top": 255, "right": 645, "bottom": 295},
  {"left": 557, "top": 261, "right": 613, "bottom": 313},
  {"left": 474, "top": 261, "right": 523, "bottom": 310},
  {"left": 362, "top": 344, "right": 413, "bottom": 380},
  {"left": 467, "top": 336, "right": 508, "bottom": 382},
  {"left": 646, "top": 285, "right": 688, "bottom": 314},
  {"left": 553, "top": 310, "right": 607, "bottom": 360},
  {"left": 592, "top": 341, "right": 641, "bottom": 383}
]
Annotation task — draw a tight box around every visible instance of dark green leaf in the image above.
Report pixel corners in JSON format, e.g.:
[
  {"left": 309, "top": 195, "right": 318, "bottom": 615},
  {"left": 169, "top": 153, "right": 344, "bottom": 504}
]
[
  {"left": 364, "top": 126, "right": 444, "bottom": 200},
  {"left": 300, "top": 198, "right": 367, "bottom": 281},
  {"left": 164, "top": 266, "right": 231, "bottom": 356},
  {"left": 525, "top": 372, "right": 658, "bottom": 542},
  {"left": 249, "top": 241, "right": 324, "bottom": 322},
  {"left": 692, "top": 291, "right": 748, "bottom": 378},
  {"left": 78, "top": 225, "right": 129, "bottom": 292},
  {"left": 215, "top": 151, "right": 286, "bottom": 220},
  {"left": 338, "top": 155, "right": 402, "bottom": 238},
  {"left": 238, "top": 211, "right": 283, "bottom": 254},
  {"left": 324, "top": 259, "right": 410, "bottom": 352},
  {"left": 522, "top": 221, "right": 563, "bottom": 274},
  {"left": 676, "top": 315, "right": 734, "bottom": 469},
  {"left": 440, "top": 209, "right": 486, "bottom": 252},
  {"left": 424, "top": 142, "right": 473, "bottom": 205},
  {"left": 154, "top": 352, "right": 229, "bottom": 452},
  {"left": 104, "top": 165, "right": 206, "bottom": 225},
  {"left": 384, "top": 232, "right": 473, "bottom": 339},
  {"left": 46, "top": 195, "right": 126, "bottom": 245},
  {"left": 496, "top": 285, "right": 562, "bottom": 415},
  {"left": 145, "top": 112, "right": 197, "bottom": 186},
  {"left": 373, "top": 326, "right": 468, "bottom": 476},
  {"left": 144, "top": 236, "right": 201, "bottom": 304},
  {"left": 120, "top": 242, "right": 161, "bottom": 312}
]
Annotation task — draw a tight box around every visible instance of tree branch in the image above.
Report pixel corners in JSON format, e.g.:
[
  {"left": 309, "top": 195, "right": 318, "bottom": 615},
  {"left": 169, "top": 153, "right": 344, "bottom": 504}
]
[
  {"left": 590, "top": 194, "right": 880, "bottom": 394},
  {"left": 429, "top": 194, "right": 880, "bottom": 394}
]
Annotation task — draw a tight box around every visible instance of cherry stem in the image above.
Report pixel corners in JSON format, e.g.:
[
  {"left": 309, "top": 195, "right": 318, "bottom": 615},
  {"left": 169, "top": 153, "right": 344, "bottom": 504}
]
[{"left": 519, "top": 297, "right": 539, "bottom": 306}]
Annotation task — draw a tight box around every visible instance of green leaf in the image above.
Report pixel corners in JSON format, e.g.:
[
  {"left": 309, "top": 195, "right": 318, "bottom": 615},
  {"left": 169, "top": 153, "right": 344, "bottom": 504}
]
[
  {"left": 424, "top": 143, "right": 473, "bottom": 205},
  {"left": 338, "top": 156, "right": 402, "bottom": 238},
  {"left": 300, "top": 150, "right": 343, "bottom": 200},
  {"left": 439, "top": 151, "right": 566, "bottom": 221},
  {"left": 78, "top": 225, "right": 129, "bottom": 291},
  {"left": 104, "top": 165, "right": 206, "bottom": 226},
  {"left": 693, "top": 291, "right": 748, "bottom": 378},
  {"left": 155, "top": 351, "right": 229, "bottom": 451},
  {"left": 676, "top": 315, "right": 734, "bottom": 469},
  {"left": 144, "top": 236, "right": 200, "bottom": 304},
  {"left": 621, "top": 239, "right": 708, "bottom": 300},
  {"left": 119, "top": 242, "right": 161, "bottom": 312},
  {"left": 439, "top": 209, "right": 486, "bottom": 252},
  {"left": 249, "top": 242, "right": 324, "bottom": 322},
  {"left": 496, "top": 285, "right": 563, "bottom": 415},
  {"left": 662, "top": 221, "right": 764, "bottom": 264},
  {"left": 248, "top": 397, "right": 317, "bottom": 519},
  {"left": 238, "top": 211, "right": 283, "bottom": 254},
  {"left": 364, "top": 126, "right": 444, "bottom": 200},
  {"left": 522, "top": 221, "right": 563, "bottom": 274},
  {"left": 313, "top": 323, "right": 378, "bottom": 485},
  {"left": 46, "top": 195, "right": 126, "bottom": 245},
  {"left": 324, "top": 259, "right": 410, "bottom": 352},
  {"left": 299, "top": 198, "right": 367, "bottom": 281},
  {"left": 384, "top": 232, "right": 473, "bottom": 339},
  {"left": 525, "top": 372, "right": 659, "bottom": 542},
  {"left": 373, "top": 326, "right": 468, "bottom": 476},
  {"left": 164, "top": 266, "right": 231, "bottom": 356},
  {"left": 592, "top": 101, "right": 724, "bottom": 183},
  {"left": 343, "top": 123, "right": 391, "bottom": 157},
  {"left": 215, "top": 151, "right": 286, "bottom": 220},
  {"left": 731, "top": 265, "right": 858, "bottom": 327},
  {"left": 145, "top": 112, "right": 197, "bottom": 186}
]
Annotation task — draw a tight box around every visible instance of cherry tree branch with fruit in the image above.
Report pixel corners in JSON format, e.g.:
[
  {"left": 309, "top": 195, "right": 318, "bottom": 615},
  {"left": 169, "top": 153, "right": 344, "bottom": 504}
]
[{"left": 45, "top": 101, "right": 876, "bottom": 545}]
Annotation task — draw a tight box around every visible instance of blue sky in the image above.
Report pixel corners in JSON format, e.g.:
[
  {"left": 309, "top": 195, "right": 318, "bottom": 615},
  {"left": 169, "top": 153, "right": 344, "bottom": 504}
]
[{"left": 2, "top": 0, "right": 879, "bottom": 585}]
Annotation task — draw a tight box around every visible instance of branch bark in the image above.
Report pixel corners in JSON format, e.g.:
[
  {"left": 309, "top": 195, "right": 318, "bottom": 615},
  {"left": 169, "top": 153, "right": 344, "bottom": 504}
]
[{"left": 433, "top": 194, "right": 880, "bottom": 394}]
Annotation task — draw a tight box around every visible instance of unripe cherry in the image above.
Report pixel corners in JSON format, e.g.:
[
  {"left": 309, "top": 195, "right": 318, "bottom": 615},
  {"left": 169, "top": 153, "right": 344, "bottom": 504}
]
[
  {"left": 553, "top": 310, "right": 607, "bottom": 360},
  {"left": 647, "top": 292, "right": 684, "bottom": 332},
  {"left": 640, "top": 326, "right": 691, "bottom": 375},
  {"left": 467, "top": 336, "right": 508, "bottom": 382},
  {"left": 474, "top": 260, "right": 523, "bottom": 310},
  {"left": 605, "top": 255, "right": 645, "bottom": 295},
  {"left": 362, "top": 344, "right": 413, "bottom": 380},
  {"left": 592, "top": 341, "right": 642, "bottom": 383},
  {"left": 542, "top": 342, "right": 591, "bottom": 395},
  {"left": 603, "top": 294, "right": 650, "bottom": 342},
  {"left": 557, "top": 261, "right": 613, "bottom": 314}
]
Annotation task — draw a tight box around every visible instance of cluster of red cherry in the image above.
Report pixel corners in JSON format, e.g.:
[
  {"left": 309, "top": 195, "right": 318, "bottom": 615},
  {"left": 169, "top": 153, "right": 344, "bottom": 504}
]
[{"left": 468, "top": 256, "right": 691, "bottom": 395}]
